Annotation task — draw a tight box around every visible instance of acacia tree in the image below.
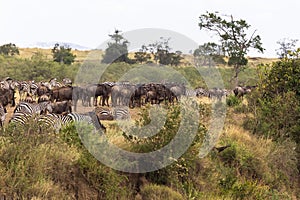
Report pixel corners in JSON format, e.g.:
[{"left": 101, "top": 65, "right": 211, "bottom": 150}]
[
  {"left": 147, "top": 37, "right": 183, "bottom": 66},
  {"left": 276, "top": 38, "right": 298, "bottom": 59},
  {"left": 51, "top": 43, "right": 76, "bottom": 65},
  {"left": 0, "top": 43, "right": 19, "bottom": 56},
  {"left": 134, "top": 45, "right": 151, "bottom": 64},
  {"left": 199, "top": 12, "right": 264, "bottom": 86},
  {"left": 193, "top": 42, "right": 225, "bottom": 67},
  {"left": 102, "top": 30, "right": 131, "bottom": 63}
]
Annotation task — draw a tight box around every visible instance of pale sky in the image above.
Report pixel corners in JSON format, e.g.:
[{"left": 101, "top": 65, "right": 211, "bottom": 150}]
[{"left": 1, "top": 0, "right": 300, "bottom": 57}]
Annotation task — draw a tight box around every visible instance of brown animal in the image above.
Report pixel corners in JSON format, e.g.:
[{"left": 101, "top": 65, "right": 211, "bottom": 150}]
[
  {"left": 24, "top": 93, "right": 35, "bottom": 103},
  {"left": 0, "top": 88, "right": 15, "bottom": 107},
  {"left": 38, "top": 94, "right": 50, "bottom": 103},
  {"left": 50, "top": 86, "right": 79, "bottom": 111},
  {"left": 50, "top": 101, "right": 72, "bottom": 114}
]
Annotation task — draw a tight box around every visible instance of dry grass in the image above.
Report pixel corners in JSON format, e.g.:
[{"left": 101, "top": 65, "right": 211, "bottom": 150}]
[
  {"left": 17, "top": 48, "right": 104, "bottom": 63},
  {"left": 17, "top": 48, "right": 277, "bottom": 65}
]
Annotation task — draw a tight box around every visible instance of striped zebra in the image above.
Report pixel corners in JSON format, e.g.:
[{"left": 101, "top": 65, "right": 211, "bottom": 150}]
[
  {"left": 49, "top": 78, "right": 63, "bottom": 89},
  {"left": 18, "top": 81, "right": 38, "bottom": 100},
  {"left": 195, "top": 87, "right": 210, "bottom": 97},
  {"left": 112, "top": 106, "right": 130, "bottom": 120},
  {"left": 14, "top": 101, "right": 52, "bottom": 115},
  {"left": 185, "top": 89, "right": 197, "bottom": 97},
  {"left": 9, "top": 112, "right": 36, "bottom": 125},
  {"left": 95, "top": 107, "right": 114, "bottom": 120},
  {"left": 18, "top": 81, "right": 30, "bottom": 100},
  {"left": 38, "top": 113, "right": 73, "bottom": 132},
  {"left": 67, "top": 112, "right": 106, "bottom": 132},
  {"left": 0, "top": 104, "right": 7, "bottom": 127}
]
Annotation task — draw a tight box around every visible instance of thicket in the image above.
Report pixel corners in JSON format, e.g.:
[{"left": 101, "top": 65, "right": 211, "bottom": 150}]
[{"left": 245, "top": 57, "right": 300, "bottom": 152}]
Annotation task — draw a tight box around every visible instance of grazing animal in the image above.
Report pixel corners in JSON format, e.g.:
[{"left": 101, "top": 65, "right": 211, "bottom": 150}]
[
  {"left": 50, "top": 100, "right": 72, "bottom": 114},
  {"left": 95, "top": 107, "right": 114, "bottom": 120},
  {"left": 0, "top": 104, "right": 7, "bottom": 127},
  {"left": 112, "top": 106, "right": 130, "bottom": 120},
  {"left": 38, "top": 113, "right": 73, "bottom": 132},
  {"left": 38, "top": 94, "right": 50, "bottom": 103},
  {"left": 233, "top": 86, "right": 256, "bottom": 98},
  {"left": 14, "top": 102, "right": 52, "bottom": 115},
  {"left": 67, "top": 112, "right": 106, "bottom": 132}
]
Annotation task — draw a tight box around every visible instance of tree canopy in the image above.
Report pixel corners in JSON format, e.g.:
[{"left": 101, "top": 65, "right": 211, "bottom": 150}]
[
  {"left": 51, "top": 43, "right": 76, "bottom": 65},
  {"left": 199, "top": 11, "right": 264, "bottom": 86},
  {"left": 102, "top": 30, "right": 131, "bottom": 64},
  {"left": 193, "top": 42, "right": 225, "bottom": 66},
  {"left": 0, "top": 43, "right": 19, "bottom": 56}
]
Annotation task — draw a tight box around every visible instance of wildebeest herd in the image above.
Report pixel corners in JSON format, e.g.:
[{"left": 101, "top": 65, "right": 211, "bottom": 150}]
[{"left": 0, "top": 77, "right": 256, "bottom": 132}]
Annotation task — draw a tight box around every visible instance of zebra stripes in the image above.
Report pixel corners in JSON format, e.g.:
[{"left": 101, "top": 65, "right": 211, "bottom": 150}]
[
  {"left": 38, "top": 113, "right": 73, "bottom": 132},
  {"left": 9, "top": 112, "right": 37, "bottom": 125},
  {"left": 67, "top": 112, "right": 106, "bottom": 131},
  {"left": 14, "top": 102, "right": 52, "bottom": 115},
  {"left": 9, "top": 112, "right": 106, "bottom": 133},
  {"left": 95, "top": 107, "right": 114, "bottom": 120},
  {"left": 113, "top": 107, "right": 130, "bottom": 120},
  {"left": 0, "top": 104, "right": 7, "bottom": 127}
]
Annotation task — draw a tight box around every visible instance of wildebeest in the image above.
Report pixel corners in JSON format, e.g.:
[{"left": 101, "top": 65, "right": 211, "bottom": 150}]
[
  {"left": 0, "top": 88, "right": 15, "bottom": 107},
  {"left": 37, "top": 84, "right": 51, "bottom": 97},
  {"left": 49, "top": 100, "right": 72, "bottom": 114},
  {"left": 38, "top": 94, "right": 51, "bottom": 103},
  {"left": 50, "top": 86, "right": 80, "bottom": 111},
  {"left": 111, "top": 83, "right": 135, "bottom": 107},
  {"left": 83, "top": 83, "right": 112, "bottom": 107},
  {"left": 233, "top": 86, "right": 256, "bottom": 98},
  {"left": 24, "top": 93, "right": 35, "bottom": 103}
]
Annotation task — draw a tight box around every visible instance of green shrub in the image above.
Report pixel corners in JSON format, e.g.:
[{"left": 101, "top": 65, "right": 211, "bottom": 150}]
[{"left": 226, "top": 95, "right": 242, "bottom": 107}]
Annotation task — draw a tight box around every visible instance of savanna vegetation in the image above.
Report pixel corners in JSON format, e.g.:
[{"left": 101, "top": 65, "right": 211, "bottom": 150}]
[{"left": 0, "top": 12, "right": 299, "bottom": 199}]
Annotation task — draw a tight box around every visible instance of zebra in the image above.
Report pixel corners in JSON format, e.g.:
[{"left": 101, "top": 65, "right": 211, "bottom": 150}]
[
  {"left": 9, "top": 112, "right": 36, "bottom": 125},
  {"left": 184, "top": 89, "right": 197, "bottom": 97},
  {"left": 18, "top": 81, "right": 38, "bottom": 100},
  {"left": 112, "top": 106, "right": 130, "bottom": 120},
  {"left": 14, "top": 101, "right": 52, "bottom": 115},
  {"left": 62, "top": 78, "right": 72, "bottom": 86},
  {"left": 18, "top": 81, "right": 30, "bottom": 100},
  {"left": 195, "top": 87, "right": 210, "bottom": 97},
  {"left": 29, "top": 81, "right": 39, "bottom": 98},
  {"left": 95, "top": 106, "right": 114, "bottom": 120},
  {"left": 0, "top": 104, "right": 7, "bottom": 127},
  {"left": 67, "top": 112, "right": 106, "bottom": 132},
  {"left": 49, "top": 78, "right": 63, "bottom": 89},
  {"left": 38, "top": 113, "right": 73, "bottom": 132}
]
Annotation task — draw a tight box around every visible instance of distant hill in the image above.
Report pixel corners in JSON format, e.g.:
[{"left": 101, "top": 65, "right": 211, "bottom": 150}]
[
  {"left": 17, "top": 48, "right": 103, "bottom": 63},
  {"left": 18, "top": 42, "right": 92, "bottom": 51},
  {"left": 16, "top": 47, "right": 278, "bottom": 66}
]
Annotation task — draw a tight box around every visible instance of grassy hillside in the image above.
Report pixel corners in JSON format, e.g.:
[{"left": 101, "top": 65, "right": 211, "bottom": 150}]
[
  {"left": 17, "top": 47, "right": 277, "bottom": 64},
  {"left": 0, "top": 48, "right": 298, "bottom": 199},
  {"left": 17, "top": 48, "right": 103, "bottom": 63},
  {"left": 2, "top": 48, "right": 278, "bottom": 88},
  {"left": 0, "top": 101, "right": 298, "bottom": 199}
]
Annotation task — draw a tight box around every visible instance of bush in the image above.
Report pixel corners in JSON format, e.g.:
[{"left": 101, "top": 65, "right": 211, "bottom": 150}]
[{"left": 226, "top": 95, "right": 242, "bottom": 107}]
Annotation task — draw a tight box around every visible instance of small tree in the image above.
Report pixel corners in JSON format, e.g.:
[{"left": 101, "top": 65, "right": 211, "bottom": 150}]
[
  {"left": 102, "top": 30, "right": 131, "bottom": 63},
  {"left": 0, "top": 43, "right": 19, "bottom": 56},
  {"left": 51, "top": 43, "right": 76, "bottom": 65},
  {"left": 147, "top": 37, "right": 183, "bottom": 66},
  {"left": 134, "top": 45, "right": 151, "bottom": 64},
  {"left": 199, "top": 11, "right": 264, "bottom": 86},
  {"left": 193, "top": 42, "right": 225, "bottom": 66},
  {"left": 276, "top": 38, "right": 298, "bottom": 59}
]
